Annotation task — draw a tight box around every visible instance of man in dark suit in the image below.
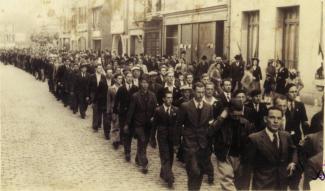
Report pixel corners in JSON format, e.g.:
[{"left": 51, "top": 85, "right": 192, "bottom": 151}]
[
  {"left": 152, "top": 90, "right": 179, "bottom": 188},
  {"left": 214, "top": 79, "right": 232, "bottom": 117},
  {"left": 89, "top": 64, "right": 108, "bottom": 132},
  {"left": 74, "top": 64, "right": 90, "bottom": 119},
  {"left": 285, "top": 84, "right": 309, "bottom": 145},
  {"left": 113, "top": 71, "right": 139, "bottom": 161},
  {"left": 230, "top": 54, "right": 245, "bottom": 92},
  {"left": 275, "top": 60, "right": 289, "bottom": 95},
  {"left": 243, "top": 107, "right": 298, "bottom": 190},
  {"left": 246, "top": 90, "right": 268, "bottom": 132},
  {"left": 156, "top": 65, "right": 167, "bottom": 86},
  {"left": 176, "top": 82, "right": 214, "bottom": 191},
  {"left": 157, "top": 71, "right": 181, "bottom": 106},
  {"left": 125, "top": 74, "right": 158, "bottom": 173}
]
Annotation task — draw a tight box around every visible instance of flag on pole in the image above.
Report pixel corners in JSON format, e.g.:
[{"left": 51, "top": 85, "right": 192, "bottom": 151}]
[{"left": 319, "top": 43, "right": 324, "bottom": 61}]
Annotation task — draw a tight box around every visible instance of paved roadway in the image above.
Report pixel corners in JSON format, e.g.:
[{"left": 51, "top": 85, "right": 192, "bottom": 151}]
[
  {"left": 1, "top": 63, "right": 321, "bottom": 191},
  {"left": 0, "top": 64, "right": 223, "bottom": 191}
]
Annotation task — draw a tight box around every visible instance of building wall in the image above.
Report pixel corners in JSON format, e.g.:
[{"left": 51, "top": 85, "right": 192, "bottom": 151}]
[
  {"left": 162, "top": 0, "right": 229, "bottom": 62},
  {"left": 230, "top": 0, "right": 324, "bottom": 101},
  {"left": 100, "top": 1, "right": 113, "bottom": 50}
]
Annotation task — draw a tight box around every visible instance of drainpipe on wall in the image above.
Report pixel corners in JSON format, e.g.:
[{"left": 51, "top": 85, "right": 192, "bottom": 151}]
[{"left": 227, "top": 0, "right": 231, "bottom": 60}]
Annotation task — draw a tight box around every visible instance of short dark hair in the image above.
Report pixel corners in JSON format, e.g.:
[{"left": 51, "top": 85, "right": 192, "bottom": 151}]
[
  {"left": 194, "top": 82, "right": 205, "bottom": 90},
  {"left": 221, "top": 78, "right": 232, "bottom": 86},
  {"left": 267, "top": 106, "right": 284, "bottom": 117},
  {"left": 163, "top": 90, "right": 173, "bottom": 98},
  {"left": 273, "top": 95, "right": 287, "bottom": 105}
]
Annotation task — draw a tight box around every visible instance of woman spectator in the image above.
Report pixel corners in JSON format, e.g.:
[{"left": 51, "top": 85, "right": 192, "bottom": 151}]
[{"left": 251, "top": 58, "right": 262, "bottom": 91}]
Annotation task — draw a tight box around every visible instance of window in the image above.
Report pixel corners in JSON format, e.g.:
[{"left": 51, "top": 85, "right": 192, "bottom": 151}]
[
  {"left": 145, "top": 32, "right": 160, "bottom": 56},
  {"left": 165, "top": 25, "right": 178, "bottom": 56},
  {"left": 281, "top": 7, "right": 299, "bottom": 69},
  {"left": 246, "top": 11, "right": 259, "bottom": 65}
]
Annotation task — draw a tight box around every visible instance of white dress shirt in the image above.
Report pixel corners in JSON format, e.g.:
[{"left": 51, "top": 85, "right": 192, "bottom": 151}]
[
  {"left": 193, "top": 98, "right": 203, "bottom": 109},
  {"left": 265, "top": 128, "right": 279, "bottom": 148}
]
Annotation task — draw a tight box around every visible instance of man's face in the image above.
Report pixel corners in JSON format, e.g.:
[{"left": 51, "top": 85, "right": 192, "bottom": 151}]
[
  {"left": 141, "top": 80, "right": 149, "bottom": 90},
  {"left": 275, "top": 99, "right": 288, "bottom": 113},
  {"left": 106, "top": 69, "right": 113, "bottom": 79},
  {"left": 96, "top": 65, "right": 103, "bottom": 73},
  {"left": 164, "top": 93, "right": 173, "bottom": 107},
  {"left": 166, "top": 73, "right": 174, "bottom": 84},
  {"left": 183, "top": 90, "right": 191, "bottom": 99},
  {"left": 205, "top": 84, "right": 214, "bottom": 97},
  {"left": 287, "top": 86, "right": 298, "bottom": 101},
  {"left": 116, "top": 76, "right": 123, "bottom": 85},
  {"left": 235, "top": 93, "right": 246, "bottom": 104},
  {"left": 195, "top": 86, "right": 205, "bottom": 102},
  {"left": 133, "top": 70, "right": 141, "bottom": 78},
  {"left": 266, "top": 109, "right": 283, "bottom": 132},
  {"left": 160, "top": 68, "right": 167, "bottom": 76},
  {"left": 125, "top": 73, "right": 133, "bottom": 84},
  {"left": 222, "top": 81, "right": 232, "bottom": 93},
  {"left": 252, "top": 94, "right": 261, "bottom": 104},
  {"left": 201, "top": 76, "right": 209, "bottom": 85},
  {"left": 186, "top": 75, "right": 193, "bottom": 84}
]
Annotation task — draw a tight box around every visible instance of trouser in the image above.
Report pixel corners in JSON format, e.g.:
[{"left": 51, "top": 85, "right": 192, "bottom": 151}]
[
  {"left": 134, "top": 125, "right": 151, "bottom": 167},
  {"left": 77, "top": 95, "right": 88, "bottom": 117},
  {"left": 103, "top": 112, "right": 112, "bottom": 139},
  {"left": 119, "top": 117, "right": 127, "bottom": 145},
  {"left": 63, "top": 91, "right": 69, "bottom": 106},
  {"left": 232, "top": 80, "right": 242, "bottom": 92},
  {"left": 288, "top": 148, "right": 303, "bottom": 190},
  {"left": 124, "top": 123, "right": 134, "bottom": 155},
  {"left": 69, "top": 93, "right": 78, "bottom": 112},
  {"left": 92, "top": 104, "right": 105, "bottom": 130},
  {"left": 185, "top": 147, "right": 211, "bottom": 191},
  {"left": 110, "top": 115, "right": 120, "bottom": 143},
  {"left": 216, "top": 155, "right": 245, "bottom": 191},
  {"left": 158, "top": 132, "right": 175, "bottom": 182}
]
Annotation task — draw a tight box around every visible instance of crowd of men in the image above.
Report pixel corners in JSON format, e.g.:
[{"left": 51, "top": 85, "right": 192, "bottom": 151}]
[{"left": 0, "top": 48, "right": 323, "bottom": 191}]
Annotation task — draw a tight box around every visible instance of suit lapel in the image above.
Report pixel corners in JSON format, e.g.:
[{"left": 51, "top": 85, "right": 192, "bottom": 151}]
[
  {"left": 199, "top": 103, "right": 209, "bottom": 126},
  {"left": 188, "top": 100, "right": 198, "bottom": 126},
  {"left": 260, "top": 130, "right": 279, "bottom": 161}
]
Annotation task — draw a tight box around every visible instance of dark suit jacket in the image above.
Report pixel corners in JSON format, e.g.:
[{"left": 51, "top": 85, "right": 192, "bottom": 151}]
[
  {"left": 152, "top": 105, "right": 179, "bottom": 144},
  {"left": 230, "top": 61, "right": 245, "bottom": 81},
  {"left": 127, "top": 90, "right": 158, "bottom": 127},
  {"left": 276, "top": 67, "right": 289, "bottom": 94},
  {"left": 155, "top": 75, "right": 164, "bottom": 86},
  {"left": 244, "top": 130, "right": 298, "bottom": 190},
  {"left": 285, "top": 101, "right": 308, "bottom": 145},
  {"left": 301, "top": 131, "right": 323, "bottom": 160},
  {"left": 74, "top": 72, "right": 90, "bottom": 98},
  {"left": 214, "top": 92, "right": 231, "bottom": 117},
  {"left": 246, "top": 102, "right": 268, "bottom": 132},
  {"left": 176, "top": 100, "right": 214, "bottom": 153},
  {"left": 157, "top": 86, "right": 181, "bottom": 106},
  {"left": 89, "top": 74, "right": 108, "bottom": 110},
  {"left": 113, "top": 84, "right": 138, "bottom": 118}
]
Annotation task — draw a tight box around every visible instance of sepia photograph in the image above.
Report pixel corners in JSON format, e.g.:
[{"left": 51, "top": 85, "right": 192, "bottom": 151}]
[{"left": 0, "top": 0, "right": 324, "bottom": 190}]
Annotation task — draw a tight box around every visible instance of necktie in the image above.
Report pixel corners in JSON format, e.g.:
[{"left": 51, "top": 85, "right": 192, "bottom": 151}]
[{"left": 273, "top": 133, "right": 278, "bottom": 149}]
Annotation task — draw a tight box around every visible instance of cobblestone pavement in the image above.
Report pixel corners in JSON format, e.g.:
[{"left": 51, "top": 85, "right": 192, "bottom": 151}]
[
  {"left": 1, "top": 64, "right": 322, "bottom": 191},
  {"left": 0, "top": 64, "right": 224, "bottom": 191}
]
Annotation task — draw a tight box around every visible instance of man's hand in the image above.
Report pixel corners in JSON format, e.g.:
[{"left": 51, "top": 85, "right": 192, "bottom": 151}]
[
  {"left": 173, "top": 146, "right": 179, "bottom": 154},
  {"left": 123, "top": 124, "right": 129, "bottom": 134},
  {"left": 220, "top": 109, "right": 228, "bottom": 119},
  {"left": 287, "top": 162, "right": 296, "bottom": 176}
]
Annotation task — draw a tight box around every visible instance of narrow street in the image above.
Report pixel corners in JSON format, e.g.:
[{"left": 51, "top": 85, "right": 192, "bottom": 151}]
[{"left": 0, "top": 63, "right": 222, "bottom": 191}]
